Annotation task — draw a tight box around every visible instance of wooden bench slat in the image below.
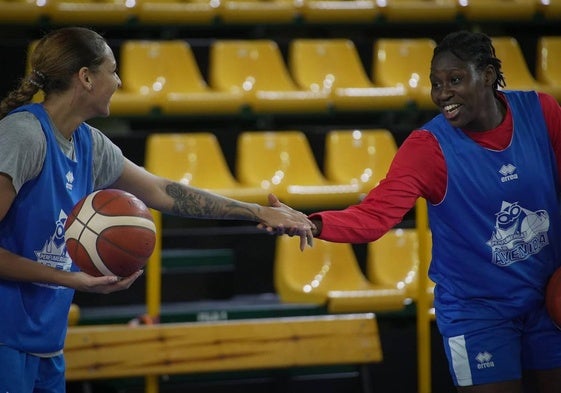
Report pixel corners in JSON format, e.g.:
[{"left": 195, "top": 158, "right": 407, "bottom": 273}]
[{"left": 65, "top": 313, "right": 381, "bottom": 380}]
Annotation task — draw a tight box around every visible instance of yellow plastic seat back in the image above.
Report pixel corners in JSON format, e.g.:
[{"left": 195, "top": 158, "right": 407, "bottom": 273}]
[
  {"left": 136, "top": 0, "right": 218, "bottom": 24},
  {"left": 536, "top": 36, "right": 561, "bottom": 88},
  {"left": 145, "top": 132, "right": 239, "bottom": 190},
  {"left": 457, "top": 0, "right": 535, "bottom": 21},
  {"left": 120, "top": 40, "right": 208, "bottom": 96},
  {"left": 493, "top": 36, "right": 561, "bottom": 100},
  {"left": 299, "top": 0, "right": 379, "bottom": 23},
  {"left": 537, "top": 0, "right": 561, "bottom": 19},
  {"left": 218, "top": 0, "right": 297, "bottom": 24},
  {"left": 324, "top": 129, "right": 397, "bottom": 195},
  {"left": 209, "top": 40, "right": 330, "bottom": 114},
  {"left": 289, "top": 38, "right": 409, "bottom": 111},
  {"left": 377, "top": 0, "right": 457, "bottom": 22},
  {"left": 367, "top": 228, "right": 434, "bottom": 299},
  {"left": 209, "top": 40, "right": 300, "bottom": 93},
  {"left": 274, "top": 236, "right": 372, "bottom": 305},
  {"left": 236, "top": 130, "right": 326, "bottom": 193},
  {"left": 373, "top": 38, "right": 436, "bottom": 110},
  {"left": 0, "top": 0, "right": 45, "bottom": 23},
  {"left": 48, "top": 0, "right": 136, "bottom": 24},
  {"left": 289, "top": 39, "right": 374, "bottom": 91},
  {"left": 236, "top": 130, "right": 363, "bottom": 208},
  {"left": 491, "top": 37, "right": 540, "bottom": 90}
]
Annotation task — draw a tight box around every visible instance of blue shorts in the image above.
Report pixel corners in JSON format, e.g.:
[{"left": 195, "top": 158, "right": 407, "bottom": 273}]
[
  {"left": 442, "top": 304, "right": 561, "bottom": 387},
  {"left": 0, "top": 345, "right": 65, "bottom": 393}
]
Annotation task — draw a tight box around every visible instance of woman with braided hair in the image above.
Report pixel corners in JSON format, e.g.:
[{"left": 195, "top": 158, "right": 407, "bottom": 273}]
[
  {"left": 269, "top": 30, "right": 561, "bottom": 392},
  {"left": 0, "top": 26, "right": 313, "bottom": 392}
]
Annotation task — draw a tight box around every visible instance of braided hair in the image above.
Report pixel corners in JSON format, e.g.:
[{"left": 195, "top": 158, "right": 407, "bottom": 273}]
[{"left": 433, "top": 31, "right": 506, "bottom": 91}]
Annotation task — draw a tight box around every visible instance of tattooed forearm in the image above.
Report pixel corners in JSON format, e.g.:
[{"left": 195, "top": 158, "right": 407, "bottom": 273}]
[{"left": 165, "top": 183, "right": 260, "bottom": 221}]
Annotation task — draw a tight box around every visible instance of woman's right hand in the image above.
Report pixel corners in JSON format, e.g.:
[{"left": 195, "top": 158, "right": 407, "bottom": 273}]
[{"left": 70, "top": 270, "right": 144, "bottom": 294}]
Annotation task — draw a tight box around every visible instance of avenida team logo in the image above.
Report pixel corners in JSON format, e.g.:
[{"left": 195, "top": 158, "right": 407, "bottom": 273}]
[{"left": 487, "top": 201, "right": 549, "bottom": 267}]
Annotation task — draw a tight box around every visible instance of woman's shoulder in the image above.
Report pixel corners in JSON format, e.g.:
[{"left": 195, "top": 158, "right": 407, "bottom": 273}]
[{"left": 0, "top": 111, "right": 44, "bottom": 145}]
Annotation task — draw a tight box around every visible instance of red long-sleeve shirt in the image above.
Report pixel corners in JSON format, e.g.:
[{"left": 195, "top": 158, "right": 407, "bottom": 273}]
[{"left": 312, "top": 92, "right": 561, "bottom": 243}]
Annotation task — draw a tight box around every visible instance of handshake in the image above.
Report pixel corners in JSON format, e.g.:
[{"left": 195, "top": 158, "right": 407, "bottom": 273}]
[{"left": 257, "top": 194, "right": 320, "bottom": 251}]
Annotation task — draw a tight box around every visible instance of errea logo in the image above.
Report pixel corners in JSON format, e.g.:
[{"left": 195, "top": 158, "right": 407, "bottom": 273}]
[
  {"left": 65, "top": 170, "right": 74, "bottom": 190},
  {"left": 499, "top": 164, "right": 518, "bottom": 183},
  {"left": 475, "top": 352, "right": 495, "bottom": 370}
]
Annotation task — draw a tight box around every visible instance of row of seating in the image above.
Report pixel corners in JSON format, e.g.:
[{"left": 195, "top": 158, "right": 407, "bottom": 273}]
[
  {"left": 90, "top": 36, "right": 561, "bottom": 116},
  {"left": 275, "top": 229, "right": 434, "bottom": 314},
  {"left": 2, "top": 0, "right": 560, "bottom": 25},
  {"left": 144, "top": 127, "right": 433, "bottom": 314},
  {"left": 145, "top": 129, "right": 397, "bottom": 210}
]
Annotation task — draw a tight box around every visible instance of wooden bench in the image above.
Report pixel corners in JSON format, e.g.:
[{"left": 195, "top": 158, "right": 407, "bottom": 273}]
[{"left": 65, "top": 313, "right": 381, "bottom": 382}]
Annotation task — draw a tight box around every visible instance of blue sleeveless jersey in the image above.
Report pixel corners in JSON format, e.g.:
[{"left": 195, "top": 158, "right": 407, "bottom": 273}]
[
  {"left": 425, "top": 91, "right": 561, "bottom": 336},
  {"left": 0, "top": 104, "right": 93, "bottom": 353}
]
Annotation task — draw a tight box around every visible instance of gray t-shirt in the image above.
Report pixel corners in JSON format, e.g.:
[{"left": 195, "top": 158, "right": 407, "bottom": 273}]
[{"left": 0, "top": 111, "right": 125, "bottom": 192}]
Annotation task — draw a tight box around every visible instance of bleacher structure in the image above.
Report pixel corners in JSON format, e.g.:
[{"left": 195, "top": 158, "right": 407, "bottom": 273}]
[{"left": 1, "top": 5, "right": 560, "bottom": 393}]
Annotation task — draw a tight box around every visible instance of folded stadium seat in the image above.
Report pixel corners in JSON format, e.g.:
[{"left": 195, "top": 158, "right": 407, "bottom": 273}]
[
  {"left": 136, "top": 0, "right": 218, "bottom": 25},
  {"left": 298, "top": 0, "right": 379, "bottom": 23},
  {"left": 208, "top": 40, "right": 330, "bottom": 114},
  {"left": 288, "top": 39, "right": 410, "bottom": 112},
  {"left": 48, "top": 0, "right": 136, "bottom": 25},
  {"left": 323, "top": 129, "right": 397, "bottom": 198},
  {"left": 145, "top": 133, "right": 269, "bottom": 204},
  {"left": 112, "top": 40, "right": 245, "bottom": 116},
  {"left": 372, "top": 38, "right": 437, "bottom": 110},
  {"left": 376, "top": 0, "right": 457, "bottom": 22},
  {"left": 218, "top": 0, "right": 297, "bottom": 24},
  {"left": 367, "top": 228, "right": 435, "bottom": 315},
  {"left": 536, "top": 0, "right": 561, "bottom": 20},
  {"left": 456, "top": 0, "right": 536, "bottom": 21},
  {"left": 536, "top": 36, "right": 561, "bottom": 100},
  {"left": 492, "top": 36, "right": 561, "bottom": 100},
  {"left": 0, "top": 0, "right": 47, "bottom": 23},
  {"left": 274, "top": 236, "right": 407, "bottom": 313},
  {"left": 236, "top": 131, "right": 362, "bottom": 209}
]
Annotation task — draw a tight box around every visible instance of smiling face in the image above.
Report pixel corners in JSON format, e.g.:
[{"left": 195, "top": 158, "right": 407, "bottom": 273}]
[
  {"left": 86, "top": 44, "right": 121, "bottom": 117},
  {"left": 430, "top": 50, "right": 500, "bottom": 132}
]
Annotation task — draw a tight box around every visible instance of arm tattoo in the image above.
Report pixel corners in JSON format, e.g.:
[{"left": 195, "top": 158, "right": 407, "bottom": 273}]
[{"left": 165, "top": 183, "right": 260, "bottom": 221}]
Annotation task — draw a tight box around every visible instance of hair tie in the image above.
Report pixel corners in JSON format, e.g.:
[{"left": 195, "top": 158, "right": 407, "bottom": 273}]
[{"left": 28, "top": 69, "right": 45, "bottom": 89}]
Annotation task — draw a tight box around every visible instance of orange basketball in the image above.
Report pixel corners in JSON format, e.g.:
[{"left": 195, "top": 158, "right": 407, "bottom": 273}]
[
  {"left": 546, "top": 266, "right": 561, "bottom": 328},
  {"left": 64, "top": 189, "right": 156, "bottom": 277}
]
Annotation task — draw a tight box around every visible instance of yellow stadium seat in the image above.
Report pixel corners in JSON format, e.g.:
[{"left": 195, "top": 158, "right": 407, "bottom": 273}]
[
  {"left": 145, "top": 133, "right": 268, "bottom": 204},
  {"left": 372, "top": 38, "right": 437, "bottom": 110},
  {"left": 324, "top": 129, "right": 397, "bottom": 198},
  {"left": 236, "top": 131, "right": 363, "bottom": 209},
  {"left": 367, "top": 228, "right": 434, "bottom": 306},
  {"left": 492, "top": 36, "right": 561, "bottom": 100},
  {"left": 377, "top": 0, "right": 457, "bottom": 22},
  {"left": 208, "top": 40, "right": 330, "bottom": 114},
  {"left": 537, "top": 0, "right": 561, "bottom": 20},
  {"left": 457, "top": 0, "right": 536, "bottom": 21},
  {"left": 136, "top": 0, "right": 218, "bottom": 25},
  {"left": 298, "top": 0, "right": 379, "bottom": 23},
  {"left": 218, "top": 0, "right": 297, "bottom": 23},
  {"left": 536, "top": 36, "right": 561, "bottom": 96},
  {"left": 112, "top": 40, "right": 245, "bottom": 116},
  {"left": 48, "top": 0, "right": 136, "bottom": 24},
  {"left": 110, "top": 41, "right": 165, "bottom": 116},
  {"left": 274, "top": 236, "right": 407, "bottom": 313},
  {"left": 289, "top": 39, "right": 410, "bottom": 112},
  {"left": 0, "top": 0, "right": 47, "bottom": 23}
]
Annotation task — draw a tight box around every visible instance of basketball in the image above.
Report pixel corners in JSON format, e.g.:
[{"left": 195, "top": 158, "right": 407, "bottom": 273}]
[
  {"left": 546, "top": 266, "right": 561, "bottom": 329},
  {"left": 64, "top": 189, "right": 156, "bottom": 277}
]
